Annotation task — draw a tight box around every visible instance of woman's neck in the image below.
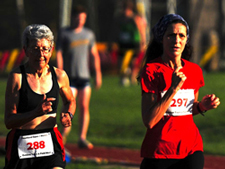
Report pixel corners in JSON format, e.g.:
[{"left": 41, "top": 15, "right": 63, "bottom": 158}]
[
  {"left": 26, "top": 63, "right": 49, "bottom": 78},
  {"left": 161, "top": 55, "right": 182, "bottom": 69}
]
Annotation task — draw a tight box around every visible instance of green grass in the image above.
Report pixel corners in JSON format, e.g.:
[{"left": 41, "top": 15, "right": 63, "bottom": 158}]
[
  {"left": 57, "top": 75, "right": 145, "bottom": 149},
  {"left": 194, "top": 72, "right": 225, "bottom": 155},
  {"left": 0, "top": 72, "right": 225, "bottom": 168}
]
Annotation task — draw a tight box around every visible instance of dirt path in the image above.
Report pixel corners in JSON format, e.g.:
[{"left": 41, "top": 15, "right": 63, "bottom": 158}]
[
  {"left": 65, "top": 143, "right": 225, "bottom": 169},
  {"left": 0, "top": 137, "right": 225, "bottom": 169}
]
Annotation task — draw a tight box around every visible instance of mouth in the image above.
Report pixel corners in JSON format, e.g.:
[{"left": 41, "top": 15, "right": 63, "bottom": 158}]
[
  {"left": 172, "top": 46, "right": 180, "bottom": 51},
  {"left": 37, "top": 59, "right": 46, "bottom": 63}
]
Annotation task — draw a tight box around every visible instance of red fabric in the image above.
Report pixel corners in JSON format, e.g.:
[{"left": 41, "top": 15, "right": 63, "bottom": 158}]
[
  {"left": 54, "top": 127, "right": 66, "bottom": 161},
  {"left": 133, "top": 51, "right": 145, "bottom": 68},
  {"left": 140, "top": 57, "right": 204, "bottom": 159},
  {"left": 15, "top": 49, "right": 25, "bottom": 66},
  {"left": 0, "top": 51, "right": 10, "bottom": 71},
  {"left": 5, "top": 129, "right": 16, "bottom": 162}
]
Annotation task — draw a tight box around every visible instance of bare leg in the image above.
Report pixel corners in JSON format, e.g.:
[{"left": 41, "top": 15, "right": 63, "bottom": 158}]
[
  {"left": 131, "top": 67, "right": 139, "bottom": 85},
  {"left": 77, "top": 86, "right": 93, "bottom": 149}
]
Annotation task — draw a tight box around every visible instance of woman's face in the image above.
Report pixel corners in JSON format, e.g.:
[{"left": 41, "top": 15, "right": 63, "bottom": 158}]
[
  {"left": 26, "top": 38, "right": 53, "bottom": 70},
  {"left": 162, "top": 23, "right": 187, "bottom": 59}
]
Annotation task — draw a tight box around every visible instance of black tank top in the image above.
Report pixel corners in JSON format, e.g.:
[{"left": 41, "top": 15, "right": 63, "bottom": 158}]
[{"left": 17, "top": 65, "right": 59, "bottom": 114}]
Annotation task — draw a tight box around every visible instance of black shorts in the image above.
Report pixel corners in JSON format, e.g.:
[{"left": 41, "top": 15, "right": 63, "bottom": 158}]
[
  {"left": 69, "top": 77, "right": 91, "bottom": 89},
  {"left": 140, "top": 151, "right": 204, "bottom": 169},
  {"left": 4, "top": 127, "right": 66, "bottom": 169}
]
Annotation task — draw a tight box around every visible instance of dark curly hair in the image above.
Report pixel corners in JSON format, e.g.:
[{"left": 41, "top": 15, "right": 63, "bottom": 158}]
[
  {"left": 137, "top": 20, "right": 193, "bottom": 82},
  {"left": 71, "top": 5, "right": 87, "bottom": 16}
]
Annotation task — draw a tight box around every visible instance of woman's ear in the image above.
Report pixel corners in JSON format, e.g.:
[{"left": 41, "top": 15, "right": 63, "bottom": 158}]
[{"left": 51, "top": 46, "right": 55, "bottom": 51}]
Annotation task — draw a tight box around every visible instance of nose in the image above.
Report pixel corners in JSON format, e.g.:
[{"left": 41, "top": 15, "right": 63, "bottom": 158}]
[
  {"left": 35, "top": 49, "right": 46, "bottom": 57},
  {"left": 174, "top": 34, "right": 181, "bottom": 44},
  {"left": 36, "top": 49, "right": 43, "bottom": 54}
]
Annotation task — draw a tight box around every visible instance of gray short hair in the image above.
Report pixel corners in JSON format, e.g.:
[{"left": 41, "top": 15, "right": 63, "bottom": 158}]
[{"left": 22, "top": 24, "right": 54, "bottom": 48}]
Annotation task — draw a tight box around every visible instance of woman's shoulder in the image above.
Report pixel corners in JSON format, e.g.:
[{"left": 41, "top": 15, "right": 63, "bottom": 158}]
[
  {"left": 53, "top": 66, "right": 71, "bottom": 89},
  {"left": 182, "top": 59, "right": 202, "bottom": 71},
  {"left": 53, "top": 66, "right": 68, "bottom": 79},
  {"left": 10, "top": 65, "right": 22, "bottom": 74},
  {"left": 53, "top": 66, "right": 69, "bottom": 86},
  {"left": 6, "top": 65, "right": 23, "bottom": 90},
  {"left": 145, "top": 57, "right": 164, "bottom": 69}
]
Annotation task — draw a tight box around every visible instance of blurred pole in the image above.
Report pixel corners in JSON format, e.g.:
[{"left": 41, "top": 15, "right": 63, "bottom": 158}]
[
  {"left": 167, "top": 0, "right": 177, "bottom": 14},
  {"left": 59, "top": 0, "right": 72, "bottom": 28},
  {"left": 136, "top": 0, "right": 151, "bottom": 42},
  {"left": 189, "top": 0, "right": 204, "bottom": 64},
  {"left": 221, "top": 0, "right": 225, "bottom": 59},
  {"left": 86, "top": 0, "right": 99, "bottom": 39},
  {"left": 16, "top": 0, "right": 26, "bottom": 46}
]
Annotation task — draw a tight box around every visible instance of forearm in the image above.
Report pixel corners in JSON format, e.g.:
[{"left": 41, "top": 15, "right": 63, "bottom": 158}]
[
  {"left": 142, "top": 87, "right": 177, "bottom": 129},
  {"left": 192, "top": 102, "right": 202, "bottom": 116},
  {"left": 4, "top": 110, "right": 38, "bottom": 129},
  {"left": 94, "top": 55, "right": 101, "bottom": 76},
  {"left": 61, "top": 97, "right": 76, "bottom": 115}
]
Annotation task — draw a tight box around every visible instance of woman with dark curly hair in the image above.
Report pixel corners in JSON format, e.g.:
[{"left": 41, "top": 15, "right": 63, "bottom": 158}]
[{"left": 138, "top": 14, "right": 220, "bottom": 169}]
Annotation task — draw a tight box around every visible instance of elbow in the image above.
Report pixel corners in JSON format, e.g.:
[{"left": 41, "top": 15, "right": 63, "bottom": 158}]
[
  {"left": 145, "top": 124, "right": 155, "bottom": 130},
  {"left": 4, "top": 120, "right": 12, "bottom": 130},
  {"left": 4, "top": 115, "right": 15, "bottom": 129},
  {"left": 143, "top": 120, "right": 155, "bottom": 129},
  {"left": 5, "top": 125, "right": 12, "bottom": 130}
]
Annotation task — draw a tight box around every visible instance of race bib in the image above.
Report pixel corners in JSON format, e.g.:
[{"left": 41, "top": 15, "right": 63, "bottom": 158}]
[
  {"left": 18, "top": 132, "right": 54, "bottom": 159},
  {"left": 161, "top": 89, "right": 195, "bottom": 116}
]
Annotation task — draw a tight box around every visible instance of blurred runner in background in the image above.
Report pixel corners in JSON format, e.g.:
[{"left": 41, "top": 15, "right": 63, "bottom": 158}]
[
  {"left": 112, "top": 0, "right": 146, "bottom": 86},
  {"left": 56, "top": 5, "right": 102, "bottom": 149}
]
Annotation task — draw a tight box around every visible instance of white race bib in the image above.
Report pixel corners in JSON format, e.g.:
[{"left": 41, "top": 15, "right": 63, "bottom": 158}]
[
  {"left": 161, "top": 89, "right": 195, "bottom": 116},
  {"left": 18, "top": 132, "right": 54, "bottom": 159}
]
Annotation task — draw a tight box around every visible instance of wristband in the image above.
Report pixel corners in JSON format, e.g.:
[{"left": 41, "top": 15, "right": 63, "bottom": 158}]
[
  {"left": 197, "top": 103, "right": 207, "bottom": 116},
  {"left": 65, "top": 111, "right": 73, "bottom": 120}
]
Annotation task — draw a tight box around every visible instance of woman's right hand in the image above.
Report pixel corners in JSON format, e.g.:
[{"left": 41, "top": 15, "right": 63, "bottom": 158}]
[
  {"left": 171, "top": 67, "right": 186, "bottom": 91},
  {"left": 36, "top": 94, "right": 56, "bottom": 116}
]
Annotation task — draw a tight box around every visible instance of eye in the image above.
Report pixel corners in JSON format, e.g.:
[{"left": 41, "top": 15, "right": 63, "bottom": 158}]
[
  {"left": 167, "top": 33, "right": 176, "bottom": 38},
  {"left": 43, "top": 47, "right": 50, "bottom": 51},
  {"left": 179, "top": 33, "right": 186, "bottom": 38},
  {"left": 34, "top": 47, "right": 39, "bottom": 50}
]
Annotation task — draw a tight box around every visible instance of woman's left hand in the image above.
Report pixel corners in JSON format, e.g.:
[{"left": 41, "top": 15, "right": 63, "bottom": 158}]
[
  {"left": 60, "top": 112, "right": 72, "bottom": 127},
  {"left": 200, "top": 94, "right": 220, "bottom": 111}
]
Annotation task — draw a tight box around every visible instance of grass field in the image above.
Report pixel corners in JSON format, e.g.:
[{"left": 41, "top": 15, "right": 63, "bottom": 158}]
[{"left": 0, "top": 72, "right": 225, "bottom": 168}]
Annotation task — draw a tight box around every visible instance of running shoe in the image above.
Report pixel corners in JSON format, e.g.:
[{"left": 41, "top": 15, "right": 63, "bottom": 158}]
[{"left": 78, "top": 139, "right": 94, "bottom": 149}]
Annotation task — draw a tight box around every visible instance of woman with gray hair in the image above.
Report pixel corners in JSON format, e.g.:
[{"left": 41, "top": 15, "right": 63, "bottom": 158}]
[{"left": 4, "top": 24, "right": 75, "bottom": 169}]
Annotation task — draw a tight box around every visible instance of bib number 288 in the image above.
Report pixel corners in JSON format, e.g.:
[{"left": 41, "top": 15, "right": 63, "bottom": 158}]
[
  {"left": 27, "top": 141, "right": 45, "bottom": 150},
  {"left": 18, "top": 132, "right": 54, "bottom": 159}
]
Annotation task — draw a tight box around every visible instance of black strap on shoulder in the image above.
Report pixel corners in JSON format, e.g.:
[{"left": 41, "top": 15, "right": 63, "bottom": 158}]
[
  {"left": 19, "top": 65, "right": 26, "bottom": 88},
  {"left": 19, "top": 64, "right": 26, "bottom": 75},
  {"left": 49, "top": 65, "right": 57, "bottom": 80}
]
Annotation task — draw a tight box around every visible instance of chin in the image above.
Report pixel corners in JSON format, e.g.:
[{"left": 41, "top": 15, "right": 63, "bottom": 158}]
[
  {"left": 171, "top": 52, "right": 182, "bottom": 58},
  {"left": 37, "top": 64, "right": 47, "bottom": 70}
]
